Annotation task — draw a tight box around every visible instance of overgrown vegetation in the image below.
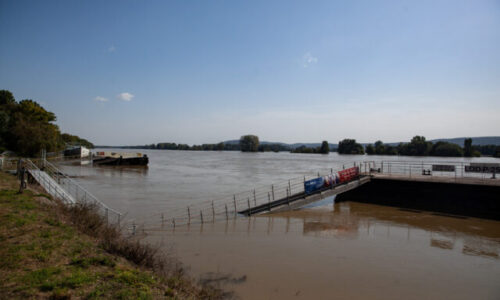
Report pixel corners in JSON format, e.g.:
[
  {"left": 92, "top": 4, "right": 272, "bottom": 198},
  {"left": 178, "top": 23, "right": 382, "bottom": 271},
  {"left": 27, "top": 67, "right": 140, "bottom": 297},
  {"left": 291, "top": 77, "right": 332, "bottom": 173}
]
[
  {"left": 0, "top": 172, "right": 226, "bottom": 299},
  {"left": 0, "top": 89, "right": 93, "bottom": 156}
]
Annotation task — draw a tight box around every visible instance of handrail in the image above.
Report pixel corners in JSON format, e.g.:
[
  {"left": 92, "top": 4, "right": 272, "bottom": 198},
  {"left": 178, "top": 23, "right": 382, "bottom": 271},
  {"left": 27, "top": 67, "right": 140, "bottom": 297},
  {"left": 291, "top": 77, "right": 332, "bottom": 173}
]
[
  {"left": 25, "top": 158, "right": 122, "bottom": 224},
  {"left": 42, "top": 160, "right": 121, "bottom": 215}
]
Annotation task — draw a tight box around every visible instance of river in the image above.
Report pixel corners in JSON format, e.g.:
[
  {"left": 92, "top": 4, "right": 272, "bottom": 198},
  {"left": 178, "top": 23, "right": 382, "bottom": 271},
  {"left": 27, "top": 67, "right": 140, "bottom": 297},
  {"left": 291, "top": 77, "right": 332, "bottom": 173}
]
[{"left": 59, "top": 150, "right": 500, "bottom": 299}]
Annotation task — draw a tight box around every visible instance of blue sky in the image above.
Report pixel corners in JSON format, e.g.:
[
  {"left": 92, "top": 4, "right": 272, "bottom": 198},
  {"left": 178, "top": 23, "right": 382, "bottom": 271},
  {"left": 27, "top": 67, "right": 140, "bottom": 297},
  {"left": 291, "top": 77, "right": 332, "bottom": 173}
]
[{"left": 1, "top": 0, "right": 499, "bottom": 145}]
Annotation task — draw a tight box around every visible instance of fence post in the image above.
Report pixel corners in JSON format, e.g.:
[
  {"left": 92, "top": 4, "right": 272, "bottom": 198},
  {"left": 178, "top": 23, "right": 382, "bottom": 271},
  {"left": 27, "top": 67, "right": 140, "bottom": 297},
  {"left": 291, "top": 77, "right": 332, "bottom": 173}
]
[
  {"left": 187, "top": 206, "right": 191, "bottom": 223},
  {"left": 271, "top": 185, "right": 275, "bottom": 201},
  {"left": 132, "top": 223, "right": 136, "bottom": 235},
  {"left": 212, "top": 201, "right": 215, "bottom": 219},
  {"left": 286, "top": 188, "right": 290, "bottom": 206},
  {"left": 105, "top": 208, "right": 109, "bottom": 224},
  {"left": 225, "top": 204, "right": 228, "bottom": 219},
  {"left": 247, "top": 197, "right": 252, "bottom": 215},
  {"left": 172, "top": 218, "right": 176, "bottom": 228},
  {"left": 233, "top": 195, "right": 237, "bottom": 215},
  {"left": 161, "top": 213, "right": 164, "bottom": 227},
  {"left": 253, "top": 189, "right": 256, "bottom": 206},
  {"left": 268, "top": 192, "right": 271, "bottom": 211},
  {"left": 288, "top": 180, "right": 291, "bottom": 195},
  {"left": 200, "top": 210, "right": 204, "bottom": 224},
  {"left": 118, "top": 214, "right": 121, "bottom": 226}
]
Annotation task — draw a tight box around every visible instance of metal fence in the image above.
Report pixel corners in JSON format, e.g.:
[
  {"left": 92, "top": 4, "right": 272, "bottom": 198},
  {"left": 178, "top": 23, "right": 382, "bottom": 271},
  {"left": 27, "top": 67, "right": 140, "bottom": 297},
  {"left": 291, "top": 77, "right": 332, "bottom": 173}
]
[
  {"left": 125, "top": 160, "right": 500, "bottom": 234},
  {"left": 367, "top": 161, "right": 499, "bottom": 180},
  {"left": 21, "top": 158, "right": 122, "bottom": 225},
  {"left": 125, "top": 163, "right": 368, "bottom": 234}
]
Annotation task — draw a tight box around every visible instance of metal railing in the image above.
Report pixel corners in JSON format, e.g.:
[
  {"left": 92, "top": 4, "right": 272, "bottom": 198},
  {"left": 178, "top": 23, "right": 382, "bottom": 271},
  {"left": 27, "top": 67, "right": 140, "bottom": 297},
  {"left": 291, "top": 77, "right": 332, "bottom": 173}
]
[
  {"left": 125, "top": 162, "right": 369, "bottom": 234},
  {"left": 367, "top": 161, "right": 498, "bottom": 181},
  {"left": 28, "top": 158, "right": 122, "bottom": 225}
]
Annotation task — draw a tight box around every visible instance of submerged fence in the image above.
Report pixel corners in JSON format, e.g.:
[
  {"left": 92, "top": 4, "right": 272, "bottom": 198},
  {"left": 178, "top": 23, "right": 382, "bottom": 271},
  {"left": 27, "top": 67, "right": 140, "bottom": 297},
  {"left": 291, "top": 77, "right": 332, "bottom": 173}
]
[
  {"left": 124, "top": 160, "right": 499, "bottom": 234},
  {"left": 124, "top": 162, "right": 372, "bottom": 234}
]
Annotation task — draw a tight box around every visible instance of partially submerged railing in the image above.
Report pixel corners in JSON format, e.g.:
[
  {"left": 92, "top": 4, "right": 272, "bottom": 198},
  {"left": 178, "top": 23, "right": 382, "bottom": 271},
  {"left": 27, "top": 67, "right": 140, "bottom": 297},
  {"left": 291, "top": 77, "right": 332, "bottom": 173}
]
[{"left": 125, "top": 163, "right": 367, "bottom": 234}]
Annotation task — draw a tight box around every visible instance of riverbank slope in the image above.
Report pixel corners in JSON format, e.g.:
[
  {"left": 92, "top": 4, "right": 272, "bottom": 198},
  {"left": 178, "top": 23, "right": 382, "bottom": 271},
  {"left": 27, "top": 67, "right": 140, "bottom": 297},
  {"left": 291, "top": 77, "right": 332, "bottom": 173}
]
[{"left": 0, "top": 172, "right": 223, "bottom": 299}]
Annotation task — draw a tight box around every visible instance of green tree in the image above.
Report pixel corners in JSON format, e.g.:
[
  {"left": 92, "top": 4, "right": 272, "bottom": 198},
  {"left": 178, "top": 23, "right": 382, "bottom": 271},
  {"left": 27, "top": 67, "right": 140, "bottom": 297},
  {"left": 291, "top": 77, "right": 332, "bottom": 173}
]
[
  {"left": 429, "top": 141, "right": 464, "bottom": 157},
  {"left": 240, "top": 135, "right": 259, "bottom": 152},
  {"left": 495, "top": 146, "right": 500, "bottom": 158},
  {"left": 61, "top": 133, "right": 94, "bottom": 148},
  {"left": 319, "top": 141, "right": 330, "bottom": 154},
  {"left": 365, "top": 144, "right": 375, "bottom": 155},
  {"left": 374, "top": 140, "right": 385, "bottom": 155},
  {"left": 338, "top": 139, "right": 364, "bottom": 154},
  {"left": 463, "top": 138, "right": 473, "bottom": 157},
  {"left": 216, "top": 142, "right": 225, "bottom": 151}
]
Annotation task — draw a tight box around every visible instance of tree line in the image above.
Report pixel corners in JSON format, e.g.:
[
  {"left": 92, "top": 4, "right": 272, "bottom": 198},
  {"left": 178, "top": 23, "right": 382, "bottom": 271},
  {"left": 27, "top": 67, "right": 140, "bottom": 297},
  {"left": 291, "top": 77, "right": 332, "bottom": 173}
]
[
  {"left": 122, "top": 134, "right": 500, "bottom": 158},
  {"left": 0, "top": 90, "right": 94, "bottom": 157},
  {"left": 361, "top": 136, "right": 500, "bottom": 157}
]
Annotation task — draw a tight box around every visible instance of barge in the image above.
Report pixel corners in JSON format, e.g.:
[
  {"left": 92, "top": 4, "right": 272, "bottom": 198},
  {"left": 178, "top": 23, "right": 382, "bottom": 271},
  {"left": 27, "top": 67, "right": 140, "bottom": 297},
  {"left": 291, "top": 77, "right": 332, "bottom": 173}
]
[{"left": 93, "top": 151, "right": 148, "bottom": 166}]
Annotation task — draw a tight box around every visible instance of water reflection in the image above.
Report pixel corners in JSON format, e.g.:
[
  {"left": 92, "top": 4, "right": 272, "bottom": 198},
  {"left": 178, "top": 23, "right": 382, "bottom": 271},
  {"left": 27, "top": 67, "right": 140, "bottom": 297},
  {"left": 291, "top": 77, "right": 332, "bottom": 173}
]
[{"left": 156, "top": 202, "right": 500, "bottom": 260}]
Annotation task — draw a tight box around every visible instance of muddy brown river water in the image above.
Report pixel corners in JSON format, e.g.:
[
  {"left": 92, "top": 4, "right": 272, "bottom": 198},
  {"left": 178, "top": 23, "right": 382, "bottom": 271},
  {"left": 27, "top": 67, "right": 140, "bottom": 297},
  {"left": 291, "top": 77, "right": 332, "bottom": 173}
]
[{"left": 60, "top": 150, "right": 500, "bottom": 299}]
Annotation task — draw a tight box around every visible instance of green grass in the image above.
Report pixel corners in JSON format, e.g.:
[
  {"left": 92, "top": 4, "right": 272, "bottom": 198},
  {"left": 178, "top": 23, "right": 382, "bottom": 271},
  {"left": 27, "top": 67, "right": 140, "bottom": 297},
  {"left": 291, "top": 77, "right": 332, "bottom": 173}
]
[{"left": 0, "top": 172, "right": 222, "bottom": 299}]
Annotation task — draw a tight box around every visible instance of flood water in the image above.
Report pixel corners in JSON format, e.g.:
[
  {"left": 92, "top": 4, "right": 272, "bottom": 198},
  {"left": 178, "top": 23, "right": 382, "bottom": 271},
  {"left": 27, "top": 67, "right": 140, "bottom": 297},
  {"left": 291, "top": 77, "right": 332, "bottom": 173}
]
[{"left": 59, "top": 150, "right": 500, "bottom": 299}]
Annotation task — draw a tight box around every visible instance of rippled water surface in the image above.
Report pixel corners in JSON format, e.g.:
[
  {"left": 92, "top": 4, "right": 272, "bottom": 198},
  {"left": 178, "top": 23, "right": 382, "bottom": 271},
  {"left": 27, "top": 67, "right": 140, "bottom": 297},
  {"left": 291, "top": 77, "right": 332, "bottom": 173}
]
[{"left": 59, "top": 150, "right": 500, "bottom": 299}]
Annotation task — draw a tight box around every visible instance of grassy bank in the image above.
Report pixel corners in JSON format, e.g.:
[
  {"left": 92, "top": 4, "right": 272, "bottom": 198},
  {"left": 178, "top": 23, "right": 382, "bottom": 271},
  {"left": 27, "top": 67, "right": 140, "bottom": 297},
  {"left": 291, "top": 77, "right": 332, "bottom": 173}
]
[{"left": 0, "top": 172, "right": 224, "bottom": 299}]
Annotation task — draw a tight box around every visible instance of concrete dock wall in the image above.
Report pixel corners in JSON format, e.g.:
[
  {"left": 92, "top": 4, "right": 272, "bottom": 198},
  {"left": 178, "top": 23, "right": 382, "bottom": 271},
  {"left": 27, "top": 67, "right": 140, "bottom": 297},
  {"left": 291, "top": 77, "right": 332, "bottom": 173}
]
[{"left": 336, "top": 178, "right": 500, "bottom": 220}]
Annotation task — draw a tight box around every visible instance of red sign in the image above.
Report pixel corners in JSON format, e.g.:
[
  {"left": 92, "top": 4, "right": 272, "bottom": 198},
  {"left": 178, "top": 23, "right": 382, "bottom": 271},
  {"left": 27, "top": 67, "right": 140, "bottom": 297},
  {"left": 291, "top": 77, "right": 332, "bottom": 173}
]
[{"left": 338, "top": 167, "right": 359, "bottom": 183}]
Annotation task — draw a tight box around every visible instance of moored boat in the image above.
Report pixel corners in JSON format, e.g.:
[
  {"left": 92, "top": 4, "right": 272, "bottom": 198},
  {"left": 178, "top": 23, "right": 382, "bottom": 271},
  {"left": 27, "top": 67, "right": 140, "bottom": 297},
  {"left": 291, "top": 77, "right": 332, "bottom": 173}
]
[{"left": 92, "top": 151, "right": 148, "bottom": 166}]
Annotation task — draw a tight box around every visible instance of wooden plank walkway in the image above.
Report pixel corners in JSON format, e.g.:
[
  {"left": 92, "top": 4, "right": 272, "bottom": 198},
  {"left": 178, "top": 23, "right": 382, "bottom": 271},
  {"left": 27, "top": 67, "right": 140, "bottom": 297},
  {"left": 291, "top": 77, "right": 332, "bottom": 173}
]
[{"left": 28, "top": 169, "right": 76, "bottom": 204}]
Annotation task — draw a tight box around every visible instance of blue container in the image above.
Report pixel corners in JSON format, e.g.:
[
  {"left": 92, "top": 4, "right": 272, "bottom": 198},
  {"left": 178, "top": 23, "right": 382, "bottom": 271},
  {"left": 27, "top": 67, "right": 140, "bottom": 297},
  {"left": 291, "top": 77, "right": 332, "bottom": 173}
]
[{"left": 304, "top": 177, "right": 324, "bottom": 195}]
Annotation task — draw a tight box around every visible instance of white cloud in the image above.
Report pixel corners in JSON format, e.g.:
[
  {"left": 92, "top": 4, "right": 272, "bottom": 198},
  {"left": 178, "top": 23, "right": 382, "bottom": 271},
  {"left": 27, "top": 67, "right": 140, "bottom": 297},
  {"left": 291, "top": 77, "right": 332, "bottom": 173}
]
[
  {"left": 107, "top": 45, "right": 116, "bottom": 52},
  {"left": 94, "top": 96, "right": 108, "bottom": 102},
  {"left": 117, "top": 92, "right": 134, "bottom": 101},
  {"left": 303, "top": 52, "right": 318, "bottom": 67}
]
